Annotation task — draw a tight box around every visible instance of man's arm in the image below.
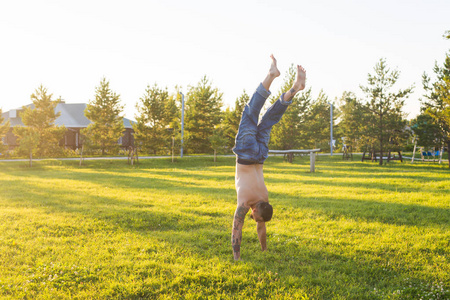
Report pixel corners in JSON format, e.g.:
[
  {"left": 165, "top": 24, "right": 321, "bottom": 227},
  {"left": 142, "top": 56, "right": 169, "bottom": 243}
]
[
  {"left": 256, "top": 222, "right": 267, "bottom": 251},
  {"left": 231, "top": 205, "right": 249, "bottom": 260}
]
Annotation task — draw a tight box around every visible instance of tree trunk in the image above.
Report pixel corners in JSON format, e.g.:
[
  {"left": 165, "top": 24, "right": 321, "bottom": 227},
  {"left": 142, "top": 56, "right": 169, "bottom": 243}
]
[
  {"left": 172, "top": 137, "right": 175, "bottom": 163},
  {"left": 29, "top": 150, "right": 33, "bottom": 167},
  {"left": 214, "top": 149, "right": 217, "bottom": 162},
  {"left": 379, "top": 149, "right": 383, "bottom": 165},
  {"left": 447, "top": 141, "right": 450, "bottom": 168},
  {"left": 379, "top": 114, "right": 383, "bottom": 165}
]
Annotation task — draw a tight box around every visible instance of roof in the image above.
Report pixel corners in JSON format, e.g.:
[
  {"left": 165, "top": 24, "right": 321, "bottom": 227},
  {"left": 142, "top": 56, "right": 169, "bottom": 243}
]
[{"left": 2, "top": 103, "right": 134, "bottom": 129}]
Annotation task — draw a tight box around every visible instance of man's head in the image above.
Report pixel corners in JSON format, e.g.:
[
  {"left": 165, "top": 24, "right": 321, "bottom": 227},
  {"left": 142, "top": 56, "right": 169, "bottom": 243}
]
[{"left": 251, "top": 202, "right": 273, "bottom": 222}]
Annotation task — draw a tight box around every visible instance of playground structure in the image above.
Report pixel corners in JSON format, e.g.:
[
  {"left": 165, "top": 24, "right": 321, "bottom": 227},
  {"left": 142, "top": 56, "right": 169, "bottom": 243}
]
[
  {"left": 342, "top": 145, "right": 352, "bottom": 160},
  {"left": 411, "top": 137, "right": 444, "bottom": 163},
  {"left": 341, "top": 137, "right": 353, "bottom": 160},
  {"left": 127, "top": 146, "right": 139, "bottom": 165}
]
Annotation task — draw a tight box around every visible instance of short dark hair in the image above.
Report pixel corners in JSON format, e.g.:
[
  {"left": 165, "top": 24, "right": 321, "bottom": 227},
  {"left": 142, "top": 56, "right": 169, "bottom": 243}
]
[{"left": 258, "top": 202, "right": 273, "bottom": 222}]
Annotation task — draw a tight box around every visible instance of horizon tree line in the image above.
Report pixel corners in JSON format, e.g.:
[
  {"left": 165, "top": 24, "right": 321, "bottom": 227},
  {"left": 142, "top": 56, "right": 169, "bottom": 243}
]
[{"left": 1, "top": 31, "right": 449, "bottom": 167}]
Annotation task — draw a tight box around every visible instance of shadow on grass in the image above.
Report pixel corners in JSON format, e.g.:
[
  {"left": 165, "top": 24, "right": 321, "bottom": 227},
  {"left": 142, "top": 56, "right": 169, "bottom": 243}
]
[
  {"left": 2, "top": 157, "right": 449, "bottom": 229},
  {"left": 0, "top": 157, "right": 449, "bottom": 298},
  {"left": 0, "top": 159, "right": 450, "bottom": 299},
  {"left": 268, "top": 157, "right": 449, "bottom": 179},
  {"left": 274, "top": 194, "right": 450, "bottom": 227}
]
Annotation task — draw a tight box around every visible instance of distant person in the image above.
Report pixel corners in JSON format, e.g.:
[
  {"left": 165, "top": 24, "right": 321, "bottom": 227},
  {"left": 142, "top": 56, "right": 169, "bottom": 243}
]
[{"left": 231, "top": 55, "right": 306, "bottom": 260}]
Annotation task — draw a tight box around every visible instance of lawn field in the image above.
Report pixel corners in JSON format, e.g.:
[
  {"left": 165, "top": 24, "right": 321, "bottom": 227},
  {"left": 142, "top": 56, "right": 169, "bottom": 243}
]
[{"left": 0, "top": 156, "right": 449, "bottom": 299}]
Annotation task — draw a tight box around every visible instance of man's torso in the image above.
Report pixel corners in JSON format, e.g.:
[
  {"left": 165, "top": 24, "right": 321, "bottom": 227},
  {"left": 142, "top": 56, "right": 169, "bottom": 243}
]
[{"left": 235, "top": 163, "right": 268, "bottom": 207}]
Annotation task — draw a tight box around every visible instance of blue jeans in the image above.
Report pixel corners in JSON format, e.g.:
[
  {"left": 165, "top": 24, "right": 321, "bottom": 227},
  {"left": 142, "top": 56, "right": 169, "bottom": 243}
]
[{"left": 233, "top": 83, "right": 291, "bottom": 164}]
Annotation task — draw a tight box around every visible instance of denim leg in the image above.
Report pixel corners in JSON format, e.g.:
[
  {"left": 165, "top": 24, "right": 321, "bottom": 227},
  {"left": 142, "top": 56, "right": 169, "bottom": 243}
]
[
  {"left": 256, "top": 93, "right": 292, "bottom": 163},
  {"left": 233, "top": 83, "right": 271, "bottom": 162}
]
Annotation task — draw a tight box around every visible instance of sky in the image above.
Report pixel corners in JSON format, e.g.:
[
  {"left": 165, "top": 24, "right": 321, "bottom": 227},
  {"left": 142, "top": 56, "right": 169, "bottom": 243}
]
[{"left": 1, "top": 0, "right": 449, "bottom": 120}]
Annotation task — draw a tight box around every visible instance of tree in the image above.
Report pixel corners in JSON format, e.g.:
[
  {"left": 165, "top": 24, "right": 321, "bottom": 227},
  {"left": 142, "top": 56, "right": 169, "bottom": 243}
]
[
  {"left": 13, "top": 85, "right": 66, "bottom": 159},
  {"left": 222, "top": 91, "right": 248, "bottom": 150},
  {"left": 360, "top": 59, "right": 413, "bottom": 165},
  {"left": 14, "top": 129, "right": 39, "bottom": 167},
  {"left": 185, "top": 76, "right": 223, "bottom": 154},
  {"left": 422, "top": 51, "right": 450, "bottom": 167},
  {"left": 270, "top": 65, "right": 313, "bottom": 150},
  {"left": 82, "top": 78, "right": 125, "bottom": 155},
  {"left": 410, "top": 112, "right": 444, "bottom": 149},
  {"left": 444, "top": 30, "right": 450, "bottom": 40},
  {"left": 0, "top": 108, "right": 11, "bottom": 154},
  {"left": 0, "top": 108, "right": 11, "bottom": 155},
  {"left": 307, "top": 91, "right": 334, "bottom": 151},
  {"left": 337, "top": 92, "right": 367, "bottom": 152},
  {"left": 209, "top": 124, "right": 228, "bottom": 162},
  {"left": 134, "top": 84, "right": 178, "bottom": 155}
]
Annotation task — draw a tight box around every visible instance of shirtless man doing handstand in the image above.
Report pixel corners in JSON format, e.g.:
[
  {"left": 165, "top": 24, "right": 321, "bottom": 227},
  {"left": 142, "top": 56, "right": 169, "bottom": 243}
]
[{"left": 231, "top": 55, "right": 306, "bottom": 260}]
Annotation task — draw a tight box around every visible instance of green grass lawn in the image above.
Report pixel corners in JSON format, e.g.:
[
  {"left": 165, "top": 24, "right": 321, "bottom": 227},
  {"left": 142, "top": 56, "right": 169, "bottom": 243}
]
[{"left": 0, "top": 156, "right": 449, "bottom": 299}]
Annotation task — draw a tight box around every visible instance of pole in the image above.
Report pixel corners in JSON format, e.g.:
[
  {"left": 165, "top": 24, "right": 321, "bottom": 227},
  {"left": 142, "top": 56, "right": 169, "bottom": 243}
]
[
  {"left": 411, "top": 137, "right": 417, "bottom": 163},
  {"left": 310, "top": 151, "right": 315, "bottom": 173},
  {"left": 328, "top": 102, "right": 333, "bottom": 156},
  {"left": 179, "top": 92, "right": 185, "bottom": 158}
]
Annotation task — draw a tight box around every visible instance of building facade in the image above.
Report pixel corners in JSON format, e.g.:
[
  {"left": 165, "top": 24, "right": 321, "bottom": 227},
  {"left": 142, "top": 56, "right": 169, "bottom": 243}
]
[{"left": 1, "top": 102, "right": 134, "bottom": 150}]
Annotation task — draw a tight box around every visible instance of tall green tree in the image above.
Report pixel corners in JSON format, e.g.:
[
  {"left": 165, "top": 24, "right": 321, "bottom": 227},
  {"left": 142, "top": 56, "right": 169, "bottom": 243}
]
[
  {"left": 422, "top": 53, "right": 450, "bottom": 166},
  {"left": 307, "top": 91, "right": 334, "bottom": 151},
  {"left": 185, "top": 76, "right": 223, "bottom": 154},
  {"left": 13, "top": 85, "right": 66, "bottom": 159},
  {"left": 410, "top": 112, "right": 444, "bottom": 149},
  {"left": 222, "top": 91, "right": 248, "bottom": 150},
  {"left": 14, "top": 129, "right": 39, "bottom": 167},
  {"left": 337, "top": 92, "right": 367, "bottom": 152},
  {"left": 134, "top": 84, "right": 178, "bottom": 155},
  {"left": 209, "top": 123, "right": 228, "bottom": 162},
  {"left": 0, "top": 108, "right": 11, "bottom": 155},
  {"left": 270, "top": 65, "right": 313, "bottom": 150},
  {"left": 82, "top": 78, "right": 125, "bottom": 155},
  {"left": 360, "top": 59, "right": 413, "bottom": 165}
]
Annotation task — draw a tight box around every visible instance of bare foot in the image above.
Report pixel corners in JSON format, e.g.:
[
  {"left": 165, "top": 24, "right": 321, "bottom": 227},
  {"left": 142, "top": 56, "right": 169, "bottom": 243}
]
[
  {"left": 293, "top": 65, "right": 306, "bottom": 92},
  {"left": 269, "top": 54, "right": 281, "bottom": 78},
  {"left": 262, "top": 54, "right": 281, "bottom": 91},
  {"left": 283, "top": 64, "right": 306, "bottom": 102}
]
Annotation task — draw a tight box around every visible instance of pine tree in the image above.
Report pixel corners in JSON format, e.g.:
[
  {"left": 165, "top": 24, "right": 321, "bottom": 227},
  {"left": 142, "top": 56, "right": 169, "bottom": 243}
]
[
  {"left": 422, "top": 50, "right": 450, "bottom": 167},
  {"left": 82, "top": 78, "right": 124, "bottom": 155},
  {"left": 185, "top": 76, "right": 223, "bottom": 154},
  {"left": 13, "top": 85, "right": 66, "bottom": 159},
  {"left": 222, "top": 91, "right": 248, "bottom": 150},
  {"left": 307, "top": 91, "right": 333, "bottom": 151},
  {"left": 134, "top": 84, "right": 178, "bottom": 155},
  {"left": 209, "top": 123, "right": 228, "bottom": 162},
  {"left": 410, "top": 113, "right": 444, "bottom": 149},
  {"left": 338, "top": 92, "right": 370, "bottom": 152},
  {"left": 360, "top": 59, "right": 413, "bottom": 165},
  {"left": 270, "top": 65, "right": 313, "bottom": 150}
]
